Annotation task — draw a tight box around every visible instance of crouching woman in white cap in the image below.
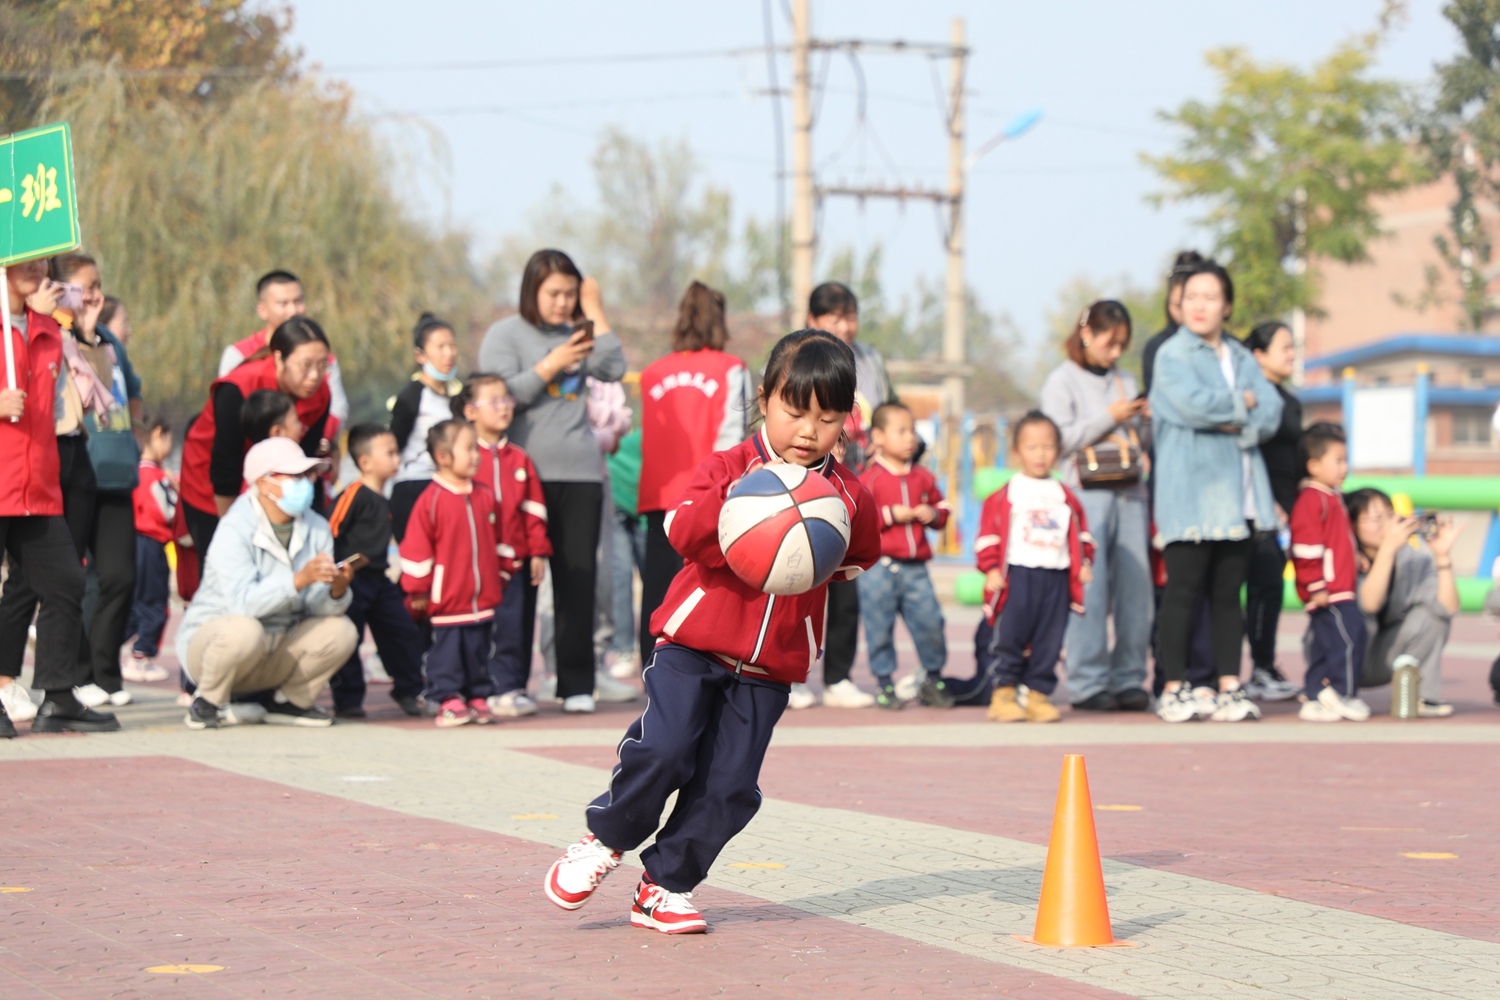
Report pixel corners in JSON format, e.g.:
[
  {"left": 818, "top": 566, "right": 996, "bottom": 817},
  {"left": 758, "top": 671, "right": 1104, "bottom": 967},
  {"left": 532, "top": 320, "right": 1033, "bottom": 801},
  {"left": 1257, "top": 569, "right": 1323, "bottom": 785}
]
[{"left": 175, "top": 437, "right": 359, "bottom": 729}]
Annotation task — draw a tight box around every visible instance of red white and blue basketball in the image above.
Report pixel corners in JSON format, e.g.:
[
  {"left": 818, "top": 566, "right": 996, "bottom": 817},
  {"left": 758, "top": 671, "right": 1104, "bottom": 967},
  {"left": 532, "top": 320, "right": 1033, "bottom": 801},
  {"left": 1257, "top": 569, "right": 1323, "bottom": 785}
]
[{"left": 718, "top": 464, "right": 851, "bottom": 595}]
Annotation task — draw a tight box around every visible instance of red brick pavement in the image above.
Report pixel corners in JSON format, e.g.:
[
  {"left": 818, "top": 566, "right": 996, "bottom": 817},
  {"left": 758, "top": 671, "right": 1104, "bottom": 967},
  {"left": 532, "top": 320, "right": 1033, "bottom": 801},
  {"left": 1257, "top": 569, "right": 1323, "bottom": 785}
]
[
  {"left": 0, "top": 757, "right": 1138, "bottom": 1000},
  {"left": 530, "top": 741, "right": 1500, "bottom": 945}
]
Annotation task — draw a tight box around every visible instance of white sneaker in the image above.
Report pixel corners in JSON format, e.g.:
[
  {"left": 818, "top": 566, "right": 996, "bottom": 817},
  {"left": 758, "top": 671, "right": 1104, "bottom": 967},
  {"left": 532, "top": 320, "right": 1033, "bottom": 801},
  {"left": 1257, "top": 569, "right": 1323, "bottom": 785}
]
[
  {"left": 0, "top": 681, "right": 38, "bottom": 722},
  {"left": 561, "top": 693, "right": 596, "bottom": 714},
  {"left": 108, "top": 690, "right": 132, "bottom": 707},
  {"left": 1190, "top": 686, "right": 1218, "bottom": 719},
  {"left": 1156, "top": 686, "right": 1202, "bottom": 723},
  {"left": 74, "top": 683, "right": 109, "bottom": 709},
  {"left": 120, "top": 657, "right": 150, "bottom": 683},
  {"left": 1317, "top": 685, "right": 1371, "bottom": 722},
  {"left": 787, "top": 682, "right": 818, "bottom": 710},
  {"left": 822, "top": 678, "right": 875, "bottom": 708},
  {"left": 219, "top": 702, "right": 268, "bottom": 726},
  {"left": 1245, "top": 666, "right": 1301, "bottom": 701},
  {"left": 594, "top": 671, "right": 639, "bottom": 704},
  {"left": 1298, "top": 697, "right": 1342, "bottom": 722},
  {"left": 537, "top": 674, "right": 558, "bottom": 703},
  {"left": 1210, "top": 686, "right": 1260, "bottom": 722},
  {"left": 488, "top": 690, "right": 538, "bottom": 717},
  {"left": 544, "top": 834, "right": 621, "bottom": 910},
  {"left": 893, "top": 672, "right": 922, "bottom": 702},
  {"left": 608, "top": 651, "right": 641, "bottom": 679},
  {"left": 1418, "top": 699, "right": 1455, "bottom": 718}
]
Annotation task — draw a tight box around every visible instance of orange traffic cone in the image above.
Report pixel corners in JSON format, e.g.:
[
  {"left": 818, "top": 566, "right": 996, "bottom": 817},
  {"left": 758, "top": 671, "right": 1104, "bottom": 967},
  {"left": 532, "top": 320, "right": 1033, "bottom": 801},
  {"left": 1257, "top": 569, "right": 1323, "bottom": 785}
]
[{"left": 1013, "top": 754, "right": 1135, "bottom": 948}]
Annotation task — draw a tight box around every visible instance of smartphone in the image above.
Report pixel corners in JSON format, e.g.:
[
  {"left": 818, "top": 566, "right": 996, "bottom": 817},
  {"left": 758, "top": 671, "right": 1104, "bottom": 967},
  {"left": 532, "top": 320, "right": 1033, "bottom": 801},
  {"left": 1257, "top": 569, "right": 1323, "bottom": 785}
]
[
  {"left": 1416, "top": 510, "right": 1440, "bottom": 539},
  {"left": 336, "top": 553, "right": 369, "bottom": 573},
  {"left": 54, "top": 281, "right": 85, "bottom": 313},
  {"left": 572, "top": 319, "right": 595, "bottom": 342}
]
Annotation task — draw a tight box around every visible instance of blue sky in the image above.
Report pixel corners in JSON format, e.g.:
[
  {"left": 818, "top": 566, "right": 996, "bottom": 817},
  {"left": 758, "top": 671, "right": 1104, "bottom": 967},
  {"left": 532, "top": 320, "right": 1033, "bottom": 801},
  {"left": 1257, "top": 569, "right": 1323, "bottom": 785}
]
[{"left": 289, "top": 0, "right": 1457, "bottom": 344}]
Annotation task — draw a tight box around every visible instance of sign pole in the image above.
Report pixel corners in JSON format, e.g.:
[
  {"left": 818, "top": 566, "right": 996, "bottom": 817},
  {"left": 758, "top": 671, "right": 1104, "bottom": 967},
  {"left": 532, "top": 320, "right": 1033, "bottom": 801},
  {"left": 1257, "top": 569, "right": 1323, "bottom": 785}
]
[{"left": 1, "top": 265, "right": 16, "bottom": 423}]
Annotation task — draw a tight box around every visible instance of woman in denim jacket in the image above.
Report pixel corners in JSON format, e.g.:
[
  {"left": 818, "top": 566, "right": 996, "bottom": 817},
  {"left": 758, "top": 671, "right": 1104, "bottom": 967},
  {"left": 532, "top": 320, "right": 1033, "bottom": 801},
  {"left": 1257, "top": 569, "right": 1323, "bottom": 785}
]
[{"left": 1148, "top": 260, "right": 1282, "bottom": 723}]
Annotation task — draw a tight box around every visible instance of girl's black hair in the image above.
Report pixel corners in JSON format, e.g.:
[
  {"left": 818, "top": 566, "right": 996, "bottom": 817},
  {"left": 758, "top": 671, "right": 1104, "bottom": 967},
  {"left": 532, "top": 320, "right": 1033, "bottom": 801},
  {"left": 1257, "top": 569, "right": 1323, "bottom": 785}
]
[
  {"left": 1012, "top": 409, "right": 1061, "bottom": 449},
  {"left": 1181, "top": 258, "right": 1235, "bottom": 306},
  {"left": 1244, "top": 320, "right": 1289, "bottom": 353},
  {"left": 450, "top": 373, "right": 508, "bottom": 420},
  {"left": 1345, "top": 486, "right": 1392, "bottom": 524},
  {"left": 414, "top": 312, "right": 453, "bottom": 352},
  {"left": 267, "top": 316, "right": 329, "bottom": 361},
  {"left": 426, "top": 418, "right": 472, "bottom": 463},
  {"left": 241, "top": 389, "right": 294, "bottom": 443},
  {"left": 759, "top": 329, "right": 856, "bottom": 414}
]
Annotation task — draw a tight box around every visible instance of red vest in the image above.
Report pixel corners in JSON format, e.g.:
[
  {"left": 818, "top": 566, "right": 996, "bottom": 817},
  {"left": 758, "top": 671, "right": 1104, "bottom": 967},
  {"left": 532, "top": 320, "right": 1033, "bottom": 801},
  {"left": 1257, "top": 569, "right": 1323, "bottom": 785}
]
[
  {"left": 179, "top": 356, "right": 331, "bottom": 514},
  {"left": 0, "top": 309, "right": 65, "bottom": 517},
  {"left": 637, "top": 349, "right": 748, "bottom": 512}
]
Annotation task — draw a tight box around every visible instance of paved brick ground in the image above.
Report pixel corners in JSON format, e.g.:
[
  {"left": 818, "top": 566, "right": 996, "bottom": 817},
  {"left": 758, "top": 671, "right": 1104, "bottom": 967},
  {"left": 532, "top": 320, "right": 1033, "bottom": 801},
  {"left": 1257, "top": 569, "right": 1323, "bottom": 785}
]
[{"left": 0, "top": 756, "right": 1138, "bottom": 1000}]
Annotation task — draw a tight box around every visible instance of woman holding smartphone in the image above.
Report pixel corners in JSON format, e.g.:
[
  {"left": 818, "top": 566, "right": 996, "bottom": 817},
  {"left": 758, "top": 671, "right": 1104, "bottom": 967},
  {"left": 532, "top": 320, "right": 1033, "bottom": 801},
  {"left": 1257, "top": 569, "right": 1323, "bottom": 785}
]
[{"left": 479, "top": 249, "right": 626, "bottom": 714}]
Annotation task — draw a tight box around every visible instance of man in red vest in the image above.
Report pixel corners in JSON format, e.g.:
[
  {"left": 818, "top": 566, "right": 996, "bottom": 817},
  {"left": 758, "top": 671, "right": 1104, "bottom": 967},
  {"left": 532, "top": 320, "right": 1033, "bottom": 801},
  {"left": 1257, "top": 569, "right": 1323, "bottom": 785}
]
[{"left": 217, "top": 270, "right": 348, "bottom": 425}]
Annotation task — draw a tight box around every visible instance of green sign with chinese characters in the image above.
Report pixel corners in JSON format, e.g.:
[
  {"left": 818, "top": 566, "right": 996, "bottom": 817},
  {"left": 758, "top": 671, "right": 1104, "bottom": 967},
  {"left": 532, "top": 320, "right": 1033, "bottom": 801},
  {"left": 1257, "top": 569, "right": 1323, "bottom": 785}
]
[{"left": 0, "top": 122, "right": 81, "bottom": 267}]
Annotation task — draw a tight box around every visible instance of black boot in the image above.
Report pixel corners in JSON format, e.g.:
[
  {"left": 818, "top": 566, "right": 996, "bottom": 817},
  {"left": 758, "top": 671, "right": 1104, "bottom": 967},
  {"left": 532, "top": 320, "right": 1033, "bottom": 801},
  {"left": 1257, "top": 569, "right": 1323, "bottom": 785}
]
[
  {"left": 0, "top": 703, "right": 15, "bottom": 739},
  {"left": 32, "top": 690, "right": 122, "bottom": 733}
]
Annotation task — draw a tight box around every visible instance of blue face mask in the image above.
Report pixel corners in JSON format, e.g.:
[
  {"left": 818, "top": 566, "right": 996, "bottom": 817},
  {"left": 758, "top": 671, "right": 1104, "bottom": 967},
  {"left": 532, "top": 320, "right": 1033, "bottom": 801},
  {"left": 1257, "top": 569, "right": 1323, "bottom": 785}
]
[
  {"left": 423, "top": 362, "right": 457, "bottom": 383},
  {"left": 272, "top": 476, "right": 314, "bottom": 517}
]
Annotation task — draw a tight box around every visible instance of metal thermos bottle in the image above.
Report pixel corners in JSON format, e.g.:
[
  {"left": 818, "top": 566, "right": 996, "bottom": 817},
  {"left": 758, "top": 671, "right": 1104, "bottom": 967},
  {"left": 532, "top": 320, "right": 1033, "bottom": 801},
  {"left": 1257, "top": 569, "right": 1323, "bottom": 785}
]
[{"left": 1391, "top": 663, "right": 1421, "bottom": 719}]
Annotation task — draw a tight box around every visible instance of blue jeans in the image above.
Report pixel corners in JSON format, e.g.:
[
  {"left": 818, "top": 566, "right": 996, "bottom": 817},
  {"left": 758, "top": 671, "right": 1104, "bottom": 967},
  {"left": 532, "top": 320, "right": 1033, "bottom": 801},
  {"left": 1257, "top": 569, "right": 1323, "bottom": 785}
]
[
  {"left": 1064, "top": 489, "right": 1153, "bottom": 702},
  {"left": 610, "top": 505, "right": 646, "bottom": 655},
  {"left": 855, "top": 557, "right": 946, "bottom": 680},
  {"left": 127, "top": 535, "right": 170, "bottom": 658}
]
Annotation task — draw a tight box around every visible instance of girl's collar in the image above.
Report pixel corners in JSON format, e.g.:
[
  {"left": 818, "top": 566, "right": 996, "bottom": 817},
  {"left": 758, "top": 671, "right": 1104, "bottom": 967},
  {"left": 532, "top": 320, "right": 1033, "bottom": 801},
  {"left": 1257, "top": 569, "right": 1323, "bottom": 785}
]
[{"left": 754, "top": 426, "right": 832, "bottom": 475}]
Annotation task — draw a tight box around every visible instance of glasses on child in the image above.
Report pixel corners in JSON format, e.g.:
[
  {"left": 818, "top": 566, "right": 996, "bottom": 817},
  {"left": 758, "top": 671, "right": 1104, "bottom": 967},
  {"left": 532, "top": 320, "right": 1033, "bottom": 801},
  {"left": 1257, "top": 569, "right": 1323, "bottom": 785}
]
[{"left": 473, "top": 396, "right": 515, "bottom": 410}]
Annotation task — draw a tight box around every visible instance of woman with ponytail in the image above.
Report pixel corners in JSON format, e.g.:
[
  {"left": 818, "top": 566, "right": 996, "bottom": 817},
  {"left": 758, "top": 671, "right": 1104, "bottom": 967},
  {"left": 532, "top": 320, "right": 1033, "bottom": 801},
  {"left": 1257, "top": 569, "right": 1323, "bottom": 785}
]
[{"left": 389, "top": 313, "right": 462, "bottom": 540}]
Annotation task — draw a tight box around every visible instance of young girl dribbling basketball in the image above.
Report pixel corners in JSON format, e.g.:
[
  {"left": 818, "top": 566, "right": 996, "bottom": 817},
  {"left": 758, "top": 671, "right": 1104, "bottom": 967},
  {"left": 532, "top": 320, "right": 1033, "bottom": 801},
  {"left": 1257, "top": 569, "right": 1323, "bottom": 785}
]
[{"left": 544, "top": 329, "right": 882, "bottom": 934}]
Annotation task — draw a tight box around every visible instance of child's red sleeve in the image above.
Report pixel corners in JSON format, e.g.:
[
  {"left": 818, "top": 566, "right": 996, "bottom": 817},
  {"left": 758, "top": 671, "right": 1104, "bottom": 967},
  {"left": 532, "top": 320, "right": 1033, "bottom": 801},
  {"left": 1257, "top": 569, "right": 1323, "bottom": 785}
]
[
  {"left": 520, "top": 454, "right": 552, "bottom": 558},
  {"left": 665, "top": 453, "right": 736, "bottom": 569},
  {"left": 1289, "top": 490, "right": 1328, "bottom": 598},
  {"left": 927, "top": 471, "right": 951, "bottom": 532},
  {"left": 832, "top": 482, "right": 882, "bottom": 581},
  {"left": 399, "top": 492, "right": 436, "bottom": 596},
  {"left": 1073, "top": 490, "right": 1097, "bottom": 567},
  {"left": 974, "top": 493, "right": 1003, "bottom": 573}
]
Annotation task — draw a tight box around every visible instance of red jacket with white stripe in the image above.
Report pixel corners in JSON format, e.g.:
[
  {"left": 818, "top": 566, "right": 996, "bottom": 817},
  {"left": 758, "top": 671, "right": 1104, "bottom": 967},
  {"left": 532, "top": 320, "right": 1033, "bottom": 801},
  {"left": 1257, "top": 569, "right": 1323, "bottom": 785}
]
[
  {"left": 648, "top": 428, "right": 882, "bottom": 684},
  {"left": 476, "top": 436, "right": 552, "bottom": 576},
  {"left": 1290, "top": 481, "right": 1357, "bottom": 605},
  {"left": 0, "top": 309, "right": 65, "bottom": 518},
  {"left": 637, "top": 348, "right": 754, "bottom": 512},
  {"left": 974, "top": 478, "right": 1094, "bottom": 623},
  {"left": 398, "top": 477, "right": 505, "bottom": 626},
  {"left": 133, "top": 461, "right": 178, "bottom": 544},
  {"left": 858, "top": 458, "right": 950, "bottom": 561}
]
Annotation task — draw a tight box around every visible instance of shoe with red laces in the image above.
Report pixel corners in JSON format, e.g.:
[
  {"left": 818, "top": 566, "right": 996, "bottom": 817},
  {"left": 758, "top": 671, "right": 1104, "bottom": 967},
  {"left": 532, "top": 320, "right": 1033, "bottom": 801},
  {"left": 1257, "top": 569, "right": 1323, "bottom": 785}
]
[
  {"left": 435, "top": 697, "right": 470, "bottom": 728},
  {"left": 630, "top": 874, "right": 707, "bottom": 934},
  {"left": 467, "top": 698, "right": 494, "bottom": 724},
  {"left": 544, "top": 835, "right": 622, "bottom": 910}
]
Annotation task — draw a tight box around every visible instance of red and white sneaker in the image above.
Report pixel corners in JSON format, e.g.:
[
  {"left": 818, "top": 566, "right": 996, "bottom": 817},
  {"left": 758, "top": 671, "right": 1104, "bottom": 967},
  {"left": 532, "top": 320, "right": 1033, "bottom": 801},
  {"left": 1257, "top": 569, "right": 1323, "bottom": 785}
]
[
  {"left": 630, "top": 875, "right": 707, "bottom": 934},
  {"left": 544, "top": 835, "right": 622, "bottom": 910},
  {"left": 435, "top": 697, "right": 470, "bottom": 728},
  {"left": 467, "top": 698, "right": 494, "bottom": 724}
]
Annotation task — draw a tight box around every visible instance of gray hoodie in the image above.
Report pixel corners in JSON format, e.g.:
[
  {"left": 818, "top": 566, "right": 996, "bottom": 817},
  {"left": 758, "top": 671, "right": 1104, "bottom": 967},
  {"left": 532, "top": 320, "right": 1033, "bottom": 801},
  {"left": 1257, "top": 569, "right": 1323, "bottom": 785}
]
[
  {"left": 1039, "top": 360, "right": 1148, "bottom": 501},
  {"left": 478, "top": 314, "right": 627, "bottom": 482}
]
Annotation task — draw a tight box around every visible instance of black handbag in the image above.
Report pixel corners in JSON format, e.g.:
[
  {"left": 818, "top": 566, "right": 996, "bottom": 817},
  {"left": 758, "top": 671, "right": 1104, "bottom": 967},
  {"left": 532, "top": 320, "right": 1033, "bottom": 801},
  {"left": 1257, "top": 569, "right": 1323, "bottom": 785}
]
[{"left": 1077, "top": 375, "right": 1141, "bottom": 488}]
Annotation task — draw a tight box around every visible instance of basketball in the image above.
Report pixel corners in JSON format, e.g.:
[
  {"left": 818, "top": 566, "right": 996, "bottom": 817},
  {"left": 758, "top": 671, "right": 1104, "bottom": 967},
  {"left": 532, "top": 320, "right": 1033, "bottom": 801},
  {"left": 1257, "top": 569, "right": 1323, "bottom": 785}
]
[{"left": 718, "top": 464, "right": 851, "bottom": 595}]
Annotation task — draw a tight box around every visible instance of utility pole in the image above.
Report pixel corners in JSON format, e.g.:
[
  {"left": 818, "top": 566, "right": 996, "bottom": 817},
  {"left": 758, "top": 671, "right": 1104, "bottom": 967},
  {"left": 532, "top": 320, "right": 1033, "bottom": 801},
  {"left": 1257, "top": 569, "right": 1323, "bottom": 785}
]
[
  {"left": 790, "top": 0, "right": 814, "bottom": 323},
  {"left": 941, "top": 17, "right": 967, "bottom": 546}
]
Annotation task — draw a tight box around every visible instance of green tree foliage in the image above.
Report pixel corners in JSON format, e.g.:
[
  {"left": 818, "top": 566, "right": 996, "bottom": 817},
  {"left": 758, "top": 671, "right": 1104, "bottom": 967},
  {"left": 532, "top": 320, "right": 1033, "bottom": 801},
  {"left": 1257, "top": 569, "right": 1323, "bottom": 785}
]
[
  {"left": 1424, "top": 0, "right": 1500, "bottom": 328},
  {"left": 1144, "top": 35, "right": 1418, "bottom": 327}
]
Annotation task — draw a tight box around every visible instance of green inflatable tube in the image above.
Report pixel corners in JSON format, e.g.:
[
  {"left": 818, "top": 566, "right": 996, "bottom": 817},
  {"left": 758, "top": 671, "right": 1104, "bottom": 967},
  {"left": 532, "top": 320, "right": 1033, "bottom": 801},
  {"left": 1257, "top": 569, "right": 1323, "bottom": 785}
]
[{"left": 1340, "top": 475, "right": 1500, "bottom": 511}]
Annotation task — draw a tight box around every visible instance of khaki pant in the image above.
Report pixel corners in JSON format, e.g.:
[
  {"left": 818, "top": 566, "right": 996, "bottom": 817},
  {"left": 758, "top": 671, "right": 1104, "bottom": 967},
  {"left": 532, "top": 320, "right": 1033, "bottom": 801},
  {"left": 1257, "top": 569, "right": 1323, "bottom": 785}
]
[
  {"left": 186, "top": 615, "right": 358, "bottom": 709},
  {"left": 1363, "top": 604, "right": 1450, "bottom": 700}
]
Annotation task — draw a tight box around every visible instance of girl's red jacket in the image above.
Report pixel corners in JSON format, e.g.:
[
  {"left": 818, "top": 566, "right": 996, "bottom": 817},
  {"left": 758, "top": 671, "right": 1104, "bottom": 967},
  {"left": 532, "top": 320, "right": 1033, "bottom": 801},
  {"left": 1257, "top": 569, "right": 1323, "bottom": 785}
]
[
  {"left": 398, "top": 477, "right": 505, "bottom": 626},
  {"left": 648, "top": 428, "right": 882, "bottom": 684},
  {"left": 973, "top": 479, "right": 1095, "bottom": 623},
  {"left": 476, "top": 436, "right": 552, "bottom": 577},
  {"left": 133, "top": 461, "right": 178, "bottom": 544},
  {"left": 0, "top": 309, "right": 64, "bottom": 517},
  {"left": 1290, "top": 480, "right": 1358, "bottom": 604},
  {"left": 178, "top": 356, "right": 331, "bottom": 515},
  {"left": 857, "top": 458, "right": 950, "bottom": 561}
]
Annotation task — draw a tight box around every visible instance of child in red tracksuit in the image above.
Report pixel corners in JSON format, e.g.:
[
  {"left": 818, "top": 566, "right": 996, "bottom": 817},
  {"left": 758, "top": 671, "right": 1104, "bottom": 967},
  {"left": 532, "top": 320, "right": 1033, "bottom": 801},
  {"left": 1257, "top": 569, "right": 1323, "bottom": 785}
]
[
  {"left": 543, "top": 330, "right": 881, "bottom": 935},
  {"left": 974, "top": 412, "right": 1093, "bottom": 723},
  {"left": 453, "top": 374, "right": 552, "bottom": 717},
  {"left": 857, "top": 402, "right": 952, "bottom": 708},
  {"left": 1289, "top": 422, "right": 1370, "bottom": 723},
  {"left": 398, "top": 420, "right": 505, "bottom": 728},
  {"left": 124, "top": 416, "right": 177, "bottom": 683}
]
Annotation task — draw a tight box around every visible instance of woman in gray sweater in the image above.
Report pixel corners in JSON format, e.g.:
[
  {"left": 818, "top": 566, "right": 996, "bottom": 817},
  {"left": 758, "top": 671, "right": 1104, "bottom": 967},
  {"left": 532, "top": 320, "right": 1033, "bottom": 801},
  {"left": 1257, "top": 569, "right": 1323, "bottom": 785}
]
[
  {"left": 1038, "top": 301, "right": 1152, "bottom": 712},
  {"left": 479, "top": 250, "right": 626, "bottom": 714}
]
